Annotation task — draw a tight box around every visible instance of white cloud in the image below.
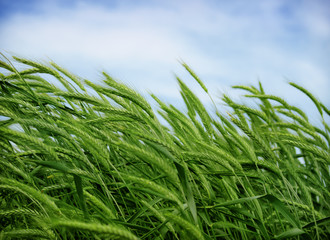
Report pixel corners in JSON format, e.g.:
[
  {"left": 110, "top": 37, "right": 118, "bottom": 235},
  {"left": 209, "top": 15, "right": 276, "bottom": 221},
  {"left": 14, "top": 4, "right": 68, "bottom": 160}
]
[
  {"left": 297, "top": 0, "right": 330, "bottom": 38},
  {"left": 0, "top": 0, "right": 329, "bottom": 119},
  {"left": 1, "top": 7, "right": 184, "bottom": 62}
]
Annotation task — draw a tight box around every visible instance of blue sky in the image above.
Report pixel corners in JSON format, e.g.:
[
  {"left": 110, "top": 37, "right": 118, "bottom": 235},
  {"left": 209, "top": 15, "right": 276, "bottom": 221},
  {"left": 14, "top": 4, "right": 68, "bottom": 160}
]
[{"left": 0, "top": 0, "right": 329, "bottom": 124}]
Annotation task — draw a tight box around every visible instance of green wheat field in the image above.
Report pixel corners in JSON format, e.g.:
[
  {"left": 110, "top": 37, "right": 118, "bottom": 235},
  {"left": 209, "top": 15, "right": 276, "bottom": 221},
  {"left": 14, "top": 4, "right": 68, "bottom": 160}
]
[{"left": 0, "top": 54, "right": 329, "bottom": 239}]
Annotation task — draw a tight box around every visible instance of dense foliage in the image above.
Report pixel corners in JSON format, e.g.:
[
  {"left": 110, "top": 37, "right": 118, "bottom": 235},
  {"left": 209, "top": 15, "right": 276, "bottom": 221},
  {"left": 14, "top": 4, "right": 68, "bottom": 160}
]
[{"left": 0, "top": 55, "right": 329, "bottom": 239}]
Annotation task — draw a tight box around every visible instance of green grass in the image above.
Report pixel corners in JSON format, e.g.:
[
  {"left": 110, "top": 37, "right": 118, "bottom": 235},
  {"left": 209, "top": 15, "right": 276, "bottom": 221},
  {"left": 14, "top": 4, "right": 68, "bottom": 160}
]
[{"left": 0, "top": 54, "right": 329, "bottom": 239}]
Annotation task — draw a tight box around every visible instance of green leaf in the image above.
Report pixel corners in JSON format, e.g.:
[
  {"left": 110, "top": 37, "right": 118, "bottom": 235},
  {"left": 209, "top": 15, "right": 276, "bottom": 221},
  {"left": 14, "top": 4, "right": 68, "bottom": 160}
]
[
  {"left": 204, "top": 194, "right": 267, "bottom": 208},
  {"left": 264, "top": 194, "right": 301, "bottom": 229},
  {"left": 73, "top": 174, "right": 89, "bottom": 220},
  {"left": 175, "top": 162, "right": 198, "bottom": 225},
  {"left": 274, "top": 228, "right": 305, "bottom": 239},
  {"left": 303, "top": 216, "right": 330, "bottom": 229},
  {"left": 32, "top": 160, "right": 71, "bottom": 173},
  {"left": 212, "top": 221, "right": 255, "bottom": 234}
]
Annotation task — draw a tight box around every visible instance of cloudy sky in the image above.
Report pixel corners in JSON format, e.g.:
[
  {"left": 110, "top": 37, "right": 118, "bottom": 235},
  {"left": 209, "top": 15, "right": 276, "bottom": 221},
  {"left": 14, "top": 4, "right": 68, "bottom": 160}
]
[{"left": 0, "top": 0, "right": 329, "bottom": 123}]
